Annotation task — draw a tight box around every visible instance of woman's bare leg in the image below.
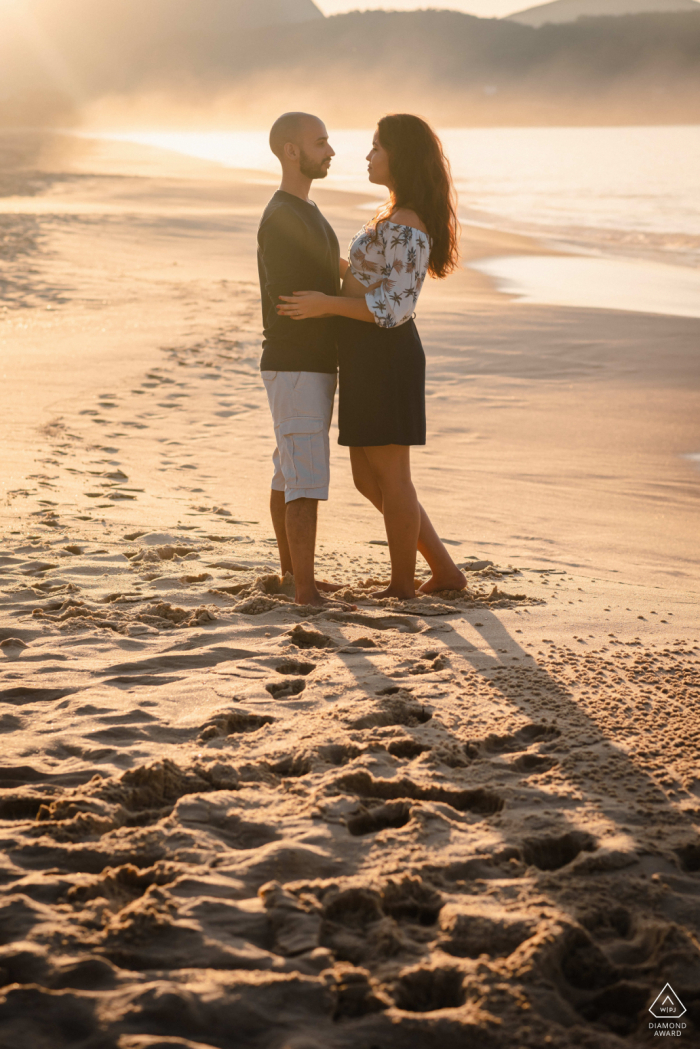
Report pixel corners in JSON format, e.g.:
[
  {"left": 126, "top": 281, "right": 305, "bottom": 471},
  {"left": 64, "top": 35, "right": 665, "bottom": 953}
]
[
  {"left": 414, "top": 510, "right": 467, "bottom": 593},
  {"left": 361, "top": 445, "right": 419, "bottom": 598},
  {"left": 356, "top": 444, "right": 415, "bottom": 595},
  {"left": 350, "top": 447, "right": 384, "bottom": 512},
  {"left": 350, "top": 447, "right": 466, "bottom": 594}
]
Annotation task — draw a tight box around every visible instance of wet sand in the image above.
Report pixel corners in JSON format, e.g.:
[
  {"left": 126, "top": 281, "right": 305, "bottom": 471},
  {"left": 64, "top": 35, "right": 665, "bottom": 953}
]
[
  {"left": 1, "top": 131, "right": 699, "bottom": 1049},
  {"left": 473, "top": 252, "right": 700, "bottom": 321}
]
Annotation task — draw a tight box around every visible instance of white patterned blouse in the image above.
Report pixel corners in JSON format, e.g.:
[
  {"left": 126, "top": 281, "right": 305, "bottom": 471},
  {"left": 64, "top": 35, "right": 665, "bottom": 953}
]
[{"left": 347, "top": 220, "right": 431, "bottom": 329}]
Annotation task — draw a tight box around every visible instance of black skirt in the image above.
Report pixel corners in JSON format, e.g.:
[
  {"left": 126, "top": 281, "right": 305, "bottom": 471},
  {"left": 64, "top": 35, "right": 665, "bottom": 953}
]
[{"left": 337, "top": 316, "right": 426, "bottom": 447}]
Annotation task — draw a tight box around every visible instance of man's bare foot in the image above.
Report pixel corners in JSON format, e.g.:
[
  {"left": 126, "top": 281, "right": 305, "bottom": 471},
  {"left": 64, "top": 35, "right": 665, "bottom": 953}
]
[
  {"left": 295, "top": 589, "right": 356, "bottom": 611},
  {"left": 418, "top": 569, "right": 467, "bottom": 595},
  {"left": 280, "top": 575, "right": 344, "bottom": 594},
  {"left": 316, "top": 579, "right": 344, "bottom": 594},
  {"left": 371, "top": 586, "right": 416, "bottom": 600}
]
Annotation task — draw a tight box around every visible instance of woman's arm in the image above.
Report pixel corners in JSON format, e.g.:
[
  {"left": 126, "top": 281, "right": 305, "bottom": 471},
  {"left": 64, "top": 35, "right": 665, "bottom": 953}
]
[
  {"left": 277, "top": 291, "right": 375, "bottom": 323},
  {"left": 339, "top": 257, "right": 349, "bottom": 278}
]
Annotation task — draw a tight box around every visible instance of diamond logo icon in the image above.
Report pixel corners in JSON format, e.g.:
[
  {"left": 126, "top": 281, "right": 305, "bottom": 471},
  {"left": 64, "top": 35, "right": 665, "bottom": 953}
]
[{"left": 649, "top": 983, "right": 687, "bottom": 1019}]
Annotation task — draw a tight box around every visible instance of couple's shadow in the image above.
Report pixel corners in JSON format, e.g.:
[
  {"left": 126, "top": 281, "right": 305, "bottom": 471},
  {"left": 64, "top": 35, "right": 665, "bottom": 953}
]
[
  {"left": 326, "top": 601, "right": 699, "bottom": 876},
  {"left": 318, "top": 602, "right": 700, "bottom": 1032}
]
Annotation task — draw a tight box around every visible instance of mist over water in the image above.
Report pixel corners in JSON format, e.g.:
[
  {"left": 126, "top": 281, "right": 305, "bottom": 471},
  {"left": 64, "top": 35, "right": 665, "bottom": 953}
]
[{"left": 86, "top": 124, "right": 700, "bottom": 266}]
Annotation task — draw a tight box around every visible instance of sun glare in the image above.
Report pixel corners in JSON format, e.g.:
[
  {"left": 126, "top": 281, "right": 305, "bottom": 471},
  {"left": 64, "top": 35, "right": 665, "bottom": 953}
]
[{"left": 2, "top": 0, "right": 83, "bottom": 101}]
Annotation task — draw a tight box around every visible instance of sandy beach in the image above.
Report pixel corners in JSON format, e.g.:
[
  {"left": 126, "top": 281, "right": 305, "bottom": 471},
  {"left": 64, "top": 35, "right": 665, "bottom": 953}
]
[{"left": 1, "top": 130, "right": 699, "bottom": 1048}]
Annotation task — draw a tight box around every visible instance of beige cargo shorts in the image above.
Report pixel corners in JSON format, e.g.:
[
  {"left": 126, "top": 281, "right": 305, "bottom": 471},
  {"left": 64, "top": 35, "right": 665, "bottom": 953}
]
[{"left": 262, "top": 370, "right": 337, "bottom": 503}]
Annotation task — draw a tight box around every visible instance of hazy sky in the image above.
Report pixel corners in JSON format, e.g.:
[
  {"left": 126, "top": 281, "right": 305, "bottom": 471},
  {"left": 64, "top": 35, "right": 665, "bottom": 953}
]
[{"left": 315, "top": 1, "right": 529, "bottom": 16}]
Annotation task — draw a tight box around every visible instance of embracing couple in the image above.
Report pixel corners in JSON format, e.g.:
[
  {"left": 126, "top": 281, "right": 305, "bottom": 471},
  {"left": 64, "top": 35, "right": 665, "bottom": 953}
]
[{"left": 257, "top": 111, "right": 466, "bottom": 609}]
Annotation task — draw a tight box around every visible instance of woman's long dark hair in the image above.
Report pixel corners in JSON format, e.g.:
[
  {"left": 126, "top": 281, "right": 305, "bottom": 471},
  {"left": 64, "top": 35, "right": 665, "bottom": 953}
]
[{"left": 369, "top": 113, "right": 460, "bottom": 279}]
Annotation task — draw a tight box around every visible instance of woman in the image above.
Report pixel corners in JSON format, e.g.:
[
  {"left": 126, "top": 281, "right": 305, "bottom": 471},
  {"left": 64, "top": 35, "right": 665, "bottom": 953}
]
[{"left": 277, "top": 113, "right": 466, "bottom": 599}]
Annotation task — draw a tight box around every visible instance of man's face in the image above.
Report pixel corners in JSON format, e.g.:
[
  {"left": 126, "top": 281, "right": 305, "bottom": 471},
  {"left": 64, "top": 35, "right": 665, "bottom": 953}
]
[{"left": 298, "top": 119, "right": 335, "bottom": 180}]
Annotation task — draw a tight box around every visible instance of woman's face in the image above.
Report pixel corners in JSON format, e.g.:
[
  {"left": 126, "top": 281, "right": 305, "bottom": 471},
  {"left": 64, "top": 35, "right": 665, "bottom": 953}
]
[{"left": 366, "top": 129, "right": 392, "bottom": 189}]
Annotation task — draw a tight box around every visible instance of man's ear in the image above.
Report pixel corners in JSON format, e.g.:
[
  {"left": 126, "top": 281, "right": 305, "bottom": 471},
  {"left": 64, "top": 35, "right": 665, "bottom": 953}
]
[{"left": 283, "top": 141, "right": 299, "bottom": 163}]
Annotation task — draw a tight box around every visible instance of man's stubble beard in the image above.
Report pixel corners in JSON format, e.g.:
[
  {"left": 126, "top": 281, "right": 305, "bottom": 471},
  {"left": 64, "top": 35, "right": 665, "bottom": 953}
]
[{"left": 299, "top": 150, "right": 329, "bottom": 180}]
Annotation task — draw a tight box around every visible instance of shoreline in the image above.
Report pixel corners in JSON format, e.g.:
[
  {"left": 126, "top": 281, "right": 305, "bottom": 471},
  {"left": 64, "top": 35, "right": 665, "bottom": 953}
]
[
  {"left": 471, "top": 251, "right": 700, "bottom": 321},
  {"left": 1, "top": 130, "right": 699, "bottom": 1049},
  {"left": 6, "top": 126, "right": 700, "bottom": 312},
  {"left": 73, "top": 124, "right": 700, "bottom": 268}
]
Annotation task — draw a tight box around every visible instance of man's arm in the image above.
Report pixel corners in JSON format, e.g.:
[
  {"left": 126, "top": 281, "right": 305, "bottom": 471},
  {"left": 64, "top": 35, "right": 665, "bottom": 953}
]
[
  {"left": 277, "top": 291, "right": 376, "bottom": 323},
  {"left": 258, "top": 206, "right": 309, "bottom": 335}
]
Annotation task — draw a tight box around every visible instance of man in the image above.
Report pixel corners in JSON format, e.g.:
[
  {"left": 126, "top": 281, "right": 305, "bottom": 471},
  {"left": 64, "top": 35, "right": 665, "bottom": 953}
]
[{"left": 257, "top": 112, "right": 346, "bottom": 608}]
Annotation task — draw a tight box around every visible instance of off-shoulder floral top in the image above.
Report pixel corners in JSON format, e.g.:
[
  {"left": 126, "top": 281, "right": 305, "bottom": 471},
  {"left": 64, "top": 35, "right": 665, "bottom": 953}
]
[{"left": 348, "top": 220, "right": 431, "bottom": 329}]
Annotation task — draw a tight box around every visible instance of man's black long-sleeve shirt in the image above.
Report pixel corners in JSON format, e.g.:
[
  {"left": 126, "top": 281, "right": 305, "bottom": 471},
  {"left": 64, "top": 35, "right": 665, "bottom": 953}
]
[{"left": 257, "top": 190, "right": 340, "bottom": 374}]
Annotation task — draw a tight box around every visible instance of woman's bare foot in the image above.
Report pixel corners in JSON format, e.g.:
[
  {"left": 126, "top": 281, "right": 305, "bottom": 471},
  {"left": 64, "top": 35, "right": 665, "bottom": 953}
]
[
  {"left": 418, "top": 568, "right": 467, "bottom": 595},
  {"left": 371, "top": 586, "right": 416, "bottom": 600}
]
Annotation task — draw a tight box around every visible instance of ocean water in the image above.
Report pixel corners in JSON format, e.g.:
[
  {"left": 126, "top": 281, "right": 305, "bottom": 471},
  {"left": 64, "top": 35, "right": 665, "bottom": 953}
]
[
  {"left": 88, "top": 125, "right": 700, "bottom": 264},
  {"left": 86, "top": 124, "right": 700, "bottom": 317}
]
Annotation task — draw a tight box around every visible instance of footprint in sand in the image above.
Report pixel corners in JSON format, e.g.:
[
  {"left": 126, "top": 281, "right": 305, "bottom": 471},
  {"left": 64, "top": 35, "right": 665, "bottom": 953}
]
[
  {"left": 0, "top": 685, "right": 82, "bottom": 704},
  {"left": 0, "top": 638, "right": 28, "bottom": 659},
  {"left": 345, "top": 694, "right": 433, "bottom": 730},
  {"left": 200, "top": 709, "right": 275, "bottom": 741},
  {"left": 275, "top": 659, "right": 316, "bottom": 675},
  {"left": 265, "top": 678, "right": 306, "bottom": 698},
  {"left": 285, "top": 624, "right": 336, "bottom": 650}
]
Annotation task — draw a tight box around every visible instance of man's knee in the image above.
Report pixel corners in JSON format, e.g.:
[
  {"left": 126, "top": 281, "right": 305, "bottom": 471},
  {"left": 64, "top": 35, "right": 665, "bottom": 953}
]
[{"left": 286, "top": 496, "right": 319, "bottom": 517}]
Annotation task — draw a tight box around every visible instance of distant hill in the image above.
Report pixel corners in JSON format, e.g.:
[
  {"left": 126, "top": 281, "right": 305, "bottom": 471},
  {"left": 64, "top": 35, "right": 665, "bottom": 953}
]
[
  {"left": 1, "top": 4, "right": 699, "bottom": 128},
  {"left": 218, "top": 8, "right": 700, "bottom": 127},
  {"left": 509, "top": 0, "right": 700, "bottom": 27},
  {"left": 0, "top": 0, "right": 323, "bottom": 95}
]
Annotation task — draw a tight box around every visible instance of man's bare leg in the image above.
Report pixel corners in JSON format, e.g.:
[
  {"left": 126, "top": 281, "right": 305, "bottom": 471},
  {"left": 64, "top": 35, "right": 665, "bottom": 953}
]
[
  {"left": 270, "top": 489, "right": 343, "bottom": 593},
  {"left": 270, "top": 489, "right": 293, "bottom": 577},
  {"left": 285, "top": 497, "right": 354, "bottom": 608},
  {"left": 285, "top": 498, "right": 320, "bottom": 604}
]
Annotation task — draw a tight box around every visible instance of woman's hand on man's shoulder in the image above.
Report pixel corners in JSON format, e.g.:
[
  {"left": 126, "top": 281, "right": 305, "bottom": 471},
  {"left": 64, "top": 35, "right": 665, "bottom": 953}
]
[{"left": 388, "top": 208, "right": 428, "bottom": 235}]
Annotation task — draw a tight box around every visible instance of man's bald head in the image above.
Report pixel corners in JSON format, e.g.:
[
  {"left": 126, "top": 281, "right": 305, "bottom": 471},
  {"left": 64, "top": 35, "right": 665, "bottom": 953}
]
[
  {"left": 269, "top": 112, "right": 334, "bottom": 180},
  {"left": 269, "top": 112, "right": 318, "bottom": 160}
]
